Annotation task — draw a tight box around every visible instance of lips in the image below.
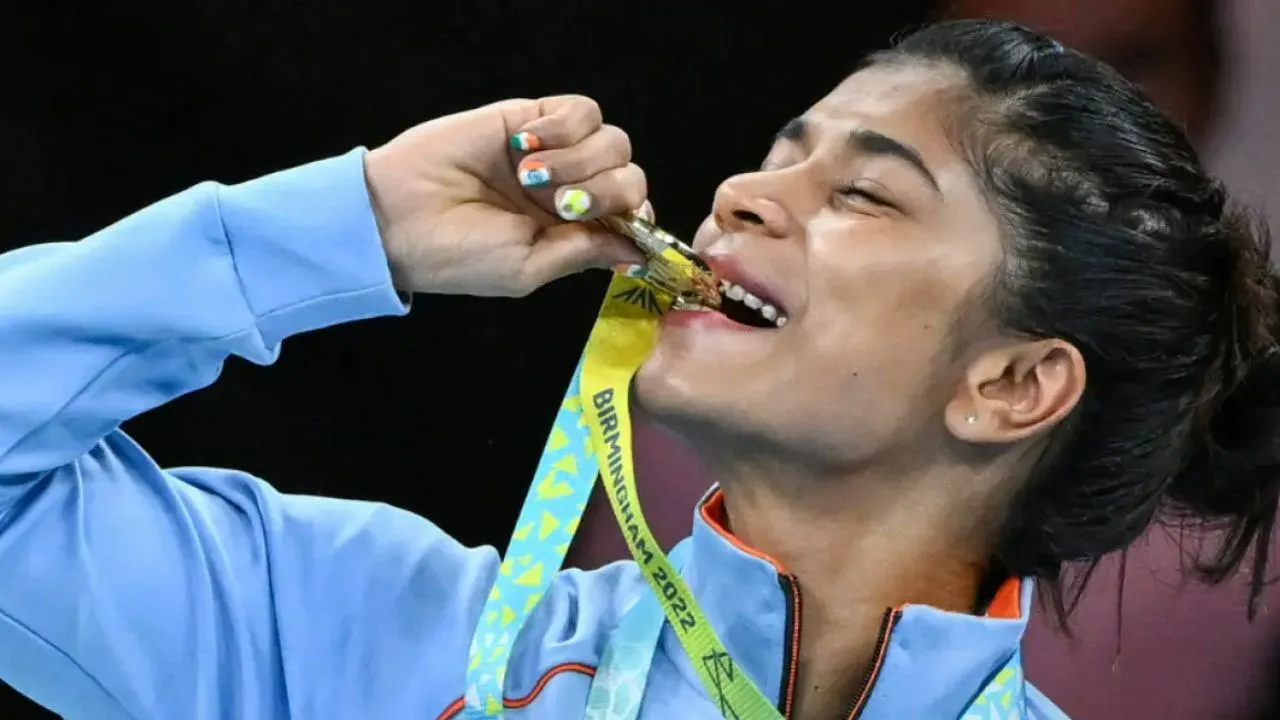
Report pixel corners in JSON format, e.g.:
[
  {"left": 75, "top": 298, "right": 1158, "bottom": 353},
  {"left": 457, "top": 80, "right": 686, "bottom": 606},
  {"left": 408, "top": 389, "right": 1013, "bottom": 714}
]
[
  {"left": 703, "top": 255, "right": 789, "bottom": 329},
  {"left": 706, "top": 256, "right": 783, "bottom": 311}
]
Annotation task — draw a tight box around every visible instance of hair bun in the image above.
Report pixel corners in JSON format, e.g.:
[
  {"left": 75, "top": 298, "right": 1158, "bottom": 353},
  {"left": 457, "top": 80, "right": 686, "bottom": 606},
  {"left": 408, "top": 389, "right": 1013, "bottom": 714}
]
[{"left": 1166, "top": 207, "right": 1280, "bottom": 611}]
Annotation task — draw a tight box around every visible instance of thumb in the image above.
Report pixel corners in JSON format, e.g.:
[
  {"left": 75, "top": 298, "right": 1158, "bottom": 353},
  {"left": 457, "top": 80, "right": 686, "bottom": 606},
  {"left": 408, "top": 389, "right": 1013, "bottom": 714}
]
[{"left": 521, "top": 224, "right": 646, "bottom": 290}]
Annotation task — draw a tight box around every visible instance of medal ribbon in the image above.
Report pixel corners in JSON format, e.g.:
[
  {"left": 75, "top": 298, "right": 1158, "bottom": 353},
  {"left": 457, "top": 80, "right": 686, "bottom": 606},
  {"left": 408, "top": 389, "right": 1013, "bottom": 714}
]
[{"left": 464, "top": 255, "right": 781, "bottom": 719}]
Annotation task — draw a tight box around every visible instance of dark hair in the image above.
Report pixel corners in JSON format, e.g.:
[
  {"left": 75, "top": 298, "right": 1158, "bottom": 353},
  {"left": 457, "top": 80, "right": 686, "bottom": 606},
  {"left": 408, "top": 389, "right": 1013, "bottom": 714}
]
[{"left": 872, "top": 20, "right": 1280, "bottom": 619}]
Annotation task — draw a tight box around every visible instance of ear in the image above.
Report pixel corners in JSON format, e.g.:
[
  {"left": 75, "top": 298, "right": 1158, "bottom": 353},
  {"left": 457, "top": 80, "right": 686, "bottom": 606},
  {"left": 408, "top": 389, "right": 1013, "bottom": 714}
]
[{"left": 945, "top": 339, "right": 1086, "bottom": 445}]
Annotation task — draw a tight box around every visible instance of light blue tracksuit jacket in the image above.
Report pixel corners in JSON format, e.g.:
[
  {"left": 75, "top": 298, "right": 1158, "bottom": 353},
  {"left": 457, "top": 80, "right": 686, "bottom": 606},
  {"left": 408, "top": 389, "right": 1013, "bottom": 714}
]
[{"left": 0, "top": 149, "right": 1068, "bottom": 719}]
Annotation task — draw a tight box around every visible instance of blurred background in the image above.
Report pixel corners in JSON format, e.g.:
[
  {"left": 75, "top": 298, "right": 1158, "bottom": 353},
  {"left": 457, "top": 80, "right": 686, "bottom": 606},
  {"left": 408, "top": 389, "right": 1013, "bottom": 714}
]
[{"left": 2, "top": 1, "right": 1278, "bottom": 718}]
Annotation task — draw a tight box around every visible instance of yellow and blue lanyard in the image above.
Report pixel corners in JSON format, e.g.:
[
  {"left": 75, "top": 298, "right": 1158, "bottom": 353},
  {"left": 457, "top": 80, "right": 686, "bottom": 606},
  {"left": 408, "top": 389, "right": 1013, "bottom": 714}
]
[{"left": 462, "top": 256, "right": 783, "bottom": 719}]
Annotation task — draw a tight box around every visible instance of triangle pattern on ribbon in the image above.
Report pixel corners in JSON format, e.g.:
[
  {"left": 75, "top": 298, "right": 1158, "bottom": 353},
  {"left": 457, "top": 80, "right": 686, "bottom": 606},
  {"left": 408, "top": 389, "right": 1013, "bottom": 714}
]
[{"left": 465, "top": 359, "right": 600, "bottom": 718}]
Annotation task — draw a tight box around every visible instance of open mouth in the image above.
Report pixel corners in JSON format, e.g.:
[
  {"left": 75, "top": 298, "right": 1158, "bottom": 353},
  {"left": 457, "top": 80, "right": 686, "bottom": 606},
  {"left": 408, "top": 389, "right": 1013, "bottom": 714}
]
[{"left": 681, "top": 278, "right": 788, "bottom": 329}]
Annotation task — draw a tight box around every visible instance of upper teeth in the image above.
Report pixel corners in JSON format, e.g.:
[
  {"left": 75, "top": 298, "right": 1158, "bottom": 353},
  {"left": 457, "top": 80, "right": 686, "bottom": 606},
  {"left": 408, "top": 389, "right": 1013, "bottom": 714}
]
[{"left": 718, "top": 279, "right": 788, "bottom": 328}]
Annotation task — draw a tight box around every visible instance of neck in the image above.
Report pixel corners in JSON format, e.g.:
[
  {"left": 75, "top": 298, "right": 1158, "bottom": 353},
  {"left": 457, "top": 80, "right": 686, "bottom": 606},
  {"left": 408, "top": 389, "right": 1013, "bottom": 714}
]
[{"left": 707, "top": 457, "right": 998, "bottom": 720}]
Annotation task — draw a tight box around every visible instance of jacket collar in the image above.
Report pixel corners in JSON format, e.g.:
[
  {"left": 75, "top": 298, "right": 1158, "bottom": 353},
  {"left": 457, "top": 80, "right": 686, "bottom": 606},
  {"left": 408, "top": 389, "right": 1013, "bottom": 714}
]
[{"left": 661, "top": 486, "right": 1033, "bottom": 718}]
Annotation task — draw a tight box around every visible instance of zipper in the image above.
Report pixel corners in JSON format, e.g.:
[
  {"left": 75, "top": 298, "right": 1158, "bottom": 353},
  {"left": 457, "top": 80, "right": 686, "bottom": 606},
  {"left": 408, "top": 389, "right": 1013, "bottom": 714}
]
[
  {"left": 774, "top": 577, "right": 901, "bottom": 720},
  {"left": 843, "top": 608, "right": 902, "bottom": 720},
  {"left": 775, "top": 574, "right": 803, "bottom": 718}
]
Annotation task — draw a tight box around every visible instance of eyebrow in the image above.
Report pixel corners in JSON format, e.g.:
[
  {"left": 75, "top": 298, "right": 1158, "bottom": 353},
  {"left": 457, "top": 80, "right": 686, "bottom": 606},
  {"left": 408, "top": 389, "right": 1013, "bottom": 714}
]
[{"left": 776, "top": 118, "right": 940, "bottom": 194}]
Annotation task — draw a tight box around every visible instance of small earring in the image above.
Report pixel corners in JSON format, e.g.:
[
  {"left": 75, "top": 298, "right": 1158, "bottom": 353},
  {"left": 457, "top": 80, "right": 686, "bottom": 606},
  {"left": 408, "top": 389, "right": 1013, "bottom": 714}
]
[{"left": 964, "top": 412, "right": 978, "bottom": 424}]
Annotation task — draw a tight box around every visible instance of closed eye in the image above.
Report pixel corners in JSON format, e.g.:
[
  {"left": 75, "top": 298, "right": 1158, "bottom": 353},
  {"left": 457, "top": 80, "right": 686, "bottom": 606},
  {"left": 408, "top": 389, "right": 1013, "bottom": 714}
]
[{"left": 837, "top": 185, "right": 895, "bottom": 209}]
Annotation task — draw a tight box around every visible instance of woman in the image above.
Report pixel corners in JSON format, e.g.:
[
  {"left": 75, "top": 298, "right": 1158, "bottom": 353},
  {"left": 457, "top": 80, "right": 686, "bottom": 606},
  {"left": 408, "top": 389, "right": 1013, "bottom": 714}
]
[{"left": 0, "top": 19, "right": 1273, "bottom": 720}]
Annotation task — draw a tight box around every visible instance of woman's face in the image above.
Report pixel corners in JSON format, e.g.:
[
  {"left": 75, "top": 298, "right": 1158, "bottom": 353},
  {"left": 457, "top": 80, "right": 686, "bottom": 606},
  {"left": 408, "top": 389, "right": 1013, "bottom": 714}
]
[{"left": 636, "top": 64, "right": 1006, "bottom": 468}]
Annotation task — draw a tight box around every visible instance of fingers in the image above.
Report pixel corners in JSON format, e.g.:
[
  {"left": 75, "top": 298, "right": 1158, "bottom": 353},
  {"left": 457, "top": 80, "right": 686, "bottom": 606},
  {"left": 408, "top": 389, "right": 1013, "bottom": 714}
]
[
  {"left": 500, "top": 94, "right": 653, "bottom": 291},
  {"left": 513, "top": 124, "right": 638, "bottom": 218},
  {"left": 516, "top": 124, "right": 631, "bottom": 188},
  {"left": 509, "top": 95, "right": 603, "bottom": 155},
  {"left": 508, "top": 95, "right": 647, "bottom": 224}
]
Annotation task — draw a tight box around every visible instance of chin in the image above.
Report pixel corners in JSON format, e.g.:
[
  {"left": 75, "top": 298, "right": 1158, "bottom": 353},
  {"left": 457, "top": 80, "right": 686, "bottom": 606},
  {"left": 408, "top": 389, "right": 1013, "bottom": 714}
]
[
  {"left": 632, "top": 354, "right": 702, "bottom": 426},
  {"left": 634, "top": 350, "right": 863, "bottom": 471},
  {"left": 632, "top": 351, "right": 765, "bottom": 452}
]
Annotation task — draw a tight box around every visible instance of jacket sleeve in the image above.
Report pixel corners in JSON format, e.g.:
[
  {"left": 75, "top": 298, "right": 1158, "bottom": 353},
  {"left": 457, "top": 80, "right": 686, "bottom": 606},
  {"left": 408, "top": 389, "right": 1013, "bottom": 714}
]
[{"left": 0, "top": 149, "right": 498, "bottom": 719}]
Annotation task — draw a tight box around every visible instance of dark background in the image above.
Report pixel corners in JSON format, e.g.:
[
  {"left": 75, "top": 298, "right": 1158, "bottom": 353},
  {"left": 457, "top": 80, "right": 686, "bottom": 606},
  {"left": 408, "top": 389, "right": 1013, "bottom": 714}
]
[{"left": 0, "top": 2, "right": 932, "bottom": 715}]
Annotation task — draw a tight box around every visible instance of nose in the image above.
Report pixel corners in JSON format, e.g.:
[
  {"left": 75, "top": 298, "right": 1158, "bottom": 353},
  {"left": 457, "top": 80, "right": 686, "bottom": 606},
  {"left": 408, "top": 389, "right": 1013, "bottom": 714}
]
[{"left": 711, "top": 173, "right": 797, "bottom": 239}]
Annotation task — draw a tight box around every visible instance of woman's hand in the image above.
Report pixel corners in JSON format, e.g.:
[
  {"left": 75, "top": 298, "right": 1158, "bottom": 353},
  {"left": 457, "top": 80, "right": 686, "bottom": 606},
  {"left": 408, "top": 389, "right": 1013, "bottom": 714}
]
[{"left": 364, "top": 95, "right": 648, "bottom": 297}]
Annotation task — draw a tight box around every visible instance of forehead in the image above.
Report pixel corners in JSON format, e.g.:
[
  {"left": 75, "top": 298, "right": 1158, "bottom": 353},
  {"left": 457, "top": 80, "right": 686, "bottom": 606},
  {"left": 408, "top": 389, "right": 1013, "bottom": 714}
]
[
  {"left": 803, "top": 63, "right": 972, "bottom": 176},
  {"left": 818, "top": 63, "right": 966, "bottom": 112},
  {"left": 804, "top": 64, "right": 969, "bottom": 157}
]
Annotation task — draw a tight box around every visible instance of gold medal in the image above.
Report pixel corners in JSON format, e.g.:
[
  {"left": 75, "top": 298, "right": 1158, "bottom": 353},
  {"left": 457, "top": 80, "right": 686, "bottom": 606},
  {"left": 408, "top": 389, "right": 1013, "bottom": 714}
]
[{"left": 599, "top": 214, "right": 721, "bottom": 310}]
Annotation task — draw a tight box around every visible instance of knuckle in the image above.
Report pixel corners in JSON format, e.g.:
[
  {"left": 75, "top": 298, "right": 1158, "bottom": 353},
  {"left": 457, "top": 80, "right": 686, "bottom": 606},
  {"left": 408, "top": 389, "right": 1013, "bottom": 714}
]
[
  {"left": 490, "top": 97, "right": 536, "bottom": 115},
  {"left": 545, "top": 94, "right": 601, "bottom": 120},
  {"left": 622, "top": 188, "right": 646, "bottom": 212},
  {"left": 600, "top": 125, "right": 633, "bottom": 164},
  {"left": 543, "top": 120, "right": 573, "bottom": 145},
  {"left": 572, "top": 95, "right": 603, "bottom": 119}
]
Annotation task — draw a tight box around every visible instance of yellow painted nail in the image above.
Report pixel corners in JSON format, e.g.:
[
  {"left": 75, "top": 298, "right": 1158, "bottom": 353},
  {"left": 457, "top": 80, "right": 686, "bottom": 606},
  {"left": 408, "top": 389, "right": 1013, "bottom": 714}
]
[{"left": 557, "top": 189, "right": 593, "bottom": 220}]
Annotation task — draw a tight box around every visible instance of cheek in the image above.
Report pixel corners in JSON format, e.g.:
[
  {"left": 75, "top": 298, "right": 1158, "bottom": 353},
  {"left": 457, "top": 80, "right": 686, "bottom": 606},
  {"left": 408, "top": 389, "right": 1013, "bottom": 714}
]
[
  {"left": 690, "top": 215, "right": 720, "bottom": 252},
  {"left": 799, "top": 247, "right": 973, "bottom": 398}
]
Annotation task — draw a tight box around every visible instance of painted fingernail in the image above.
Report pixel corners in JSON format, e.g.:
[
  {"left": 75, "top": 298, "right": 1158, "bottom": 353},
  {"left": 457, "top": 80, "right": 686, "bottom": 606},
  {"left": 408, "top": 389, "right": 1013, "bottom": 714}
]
[
  {"left": 517, "top": 160, "right": 552, "bottom": 188},
  {"left": 509, "top": 132, "right": 541, "bottom": 152},
  {"left": 556, "top": 188, "right": 593, "bottom": 220}
]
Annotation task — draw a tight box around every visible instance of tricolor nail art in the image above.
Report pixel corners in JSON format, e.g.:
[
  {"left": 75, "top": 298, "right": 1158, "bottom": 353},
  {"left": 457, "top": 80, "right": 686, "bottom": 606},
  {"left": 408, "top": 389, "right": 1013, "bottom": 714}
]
[
  {"left": 509, "top": 132, "right": 541, "bottom": 152},
  {"left": 517, "top": 160, "right": 552, "bottom": 188},
  {"left": 557, "top": 189, "right": 593, "bottom": 220}
]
